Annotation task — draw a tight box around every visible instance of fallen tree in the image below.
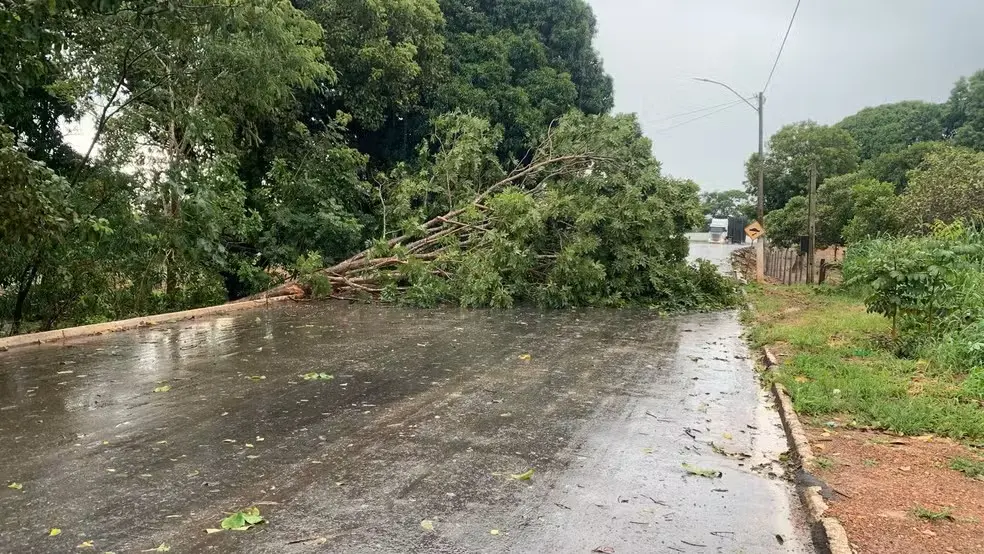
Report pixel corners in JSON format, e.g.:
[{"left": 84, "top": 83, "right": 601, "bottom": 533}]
[{"left": 255, "top": 111, "right": 739, "bottom": 310}]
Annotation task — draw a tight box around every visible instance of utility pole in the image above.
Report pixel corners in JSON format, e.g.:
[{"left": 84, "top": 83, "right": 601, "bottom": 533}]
[
  {"left": 807, "top": 164, "right": 817, "bottom": 285},
  {"left": 694, "top": 78, "right": 766, "bottom": 282},
  {"left": 757, "top": 93, "right": 765, "bottom": 223}
]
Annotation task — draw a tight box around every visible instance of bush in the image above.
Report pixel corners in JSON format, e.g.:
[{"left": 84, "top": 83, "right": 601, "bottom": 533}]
[{"left": 845, "top": 223, "right": 984, "bottom": 368}]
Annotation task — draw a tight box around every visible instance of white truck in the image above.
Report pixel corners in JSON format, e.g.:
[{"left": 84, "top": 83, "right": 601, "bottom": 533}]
[{"left": 708, "top": 218, "right": 729, "bottom": 243}]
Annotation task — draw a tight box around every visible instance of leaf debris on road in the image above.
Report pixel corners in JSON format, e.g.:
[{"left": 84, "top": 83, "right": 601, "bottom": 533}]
[
  {"left": 510, "top": 468, "right": 534, "bottom": 480},
  {"left": 218, "top": 506, "right": 266, "bottom": 531},
  {"left": 682, "top": 463, "right": 722, "bottom": 478},
  {"left": 301, "top": 372, "right": 334, "bottom": 381}
]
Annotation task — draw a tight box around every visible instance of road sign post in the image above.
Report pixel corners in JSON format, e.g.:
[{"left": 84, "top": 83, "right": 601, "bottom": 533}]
[{"left": 745, "top": 222, "right": 765, "bottom": 283}]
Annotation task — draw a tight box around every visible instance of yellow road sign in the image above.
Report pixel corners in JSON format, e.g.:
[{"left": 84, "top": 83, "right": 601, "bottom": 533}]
[{"left": 745, "top": 222, "right": 764, "bottom": 241}]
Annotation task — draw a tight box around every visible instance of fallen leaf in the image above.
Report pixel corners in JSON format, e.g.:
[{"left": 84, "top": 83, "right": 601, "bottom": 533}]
[
  {"left": 518, "top": 354, "right": 532, "bottom": 361},
  {"left": 220, "top": 506, "right": 266, "bottom": 531},
  {"left": 247, "top": 376, "right": 266, "bottom": 381},
  {"left": 722, "top": 432, "right": 733, "bottom": 440},
  {"left": 301, "top": 372, "right": 334, "bottom": 381},
  {"left": 420, "top": 519, "right": 435, "bottom": 531},
  {"left": 77, "top": 540, "right": 94, "bottom": 548},
  {"left": 245, "top": 443, "right": 254, "bottom": 448},
  {"left": 592, "top": 547, "right": 615, "bottom": 554},
  {"left": 642, "top": 448, "right": 654, "bottom": 454},
  {"left": 204, "top": 528, "right": 223, "bottom": 534},
  {"left": 682, "top": 463, "right": 722, "bottom": 478},
  {"left": 510, "top": 468, "right": 534, "bottom": 481},
  {"left": 49, "top": 528, "right": 61, "bottom": 537},
  {"left": 153, "top": 385, "right": 171, "bottom": 393},
  {"left": 8, "top": 482, "right": 22, "bottom": 490},
  {"left": 490, "top": 529, "right": 500, "bottom": 535}
]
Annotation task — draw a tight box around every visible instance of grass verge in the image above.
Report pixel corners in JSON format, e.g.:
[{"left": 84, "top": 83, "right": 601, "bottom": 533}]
[{"left": 746, "top": 283, "right": 984, "bottom": 440}]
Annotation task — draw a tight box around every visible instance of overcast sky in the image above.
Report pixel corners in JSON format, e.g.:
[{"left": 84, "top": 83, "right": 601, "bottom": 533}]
[{"left": 587, "top": 0, "right": 984, "bottom": 192}]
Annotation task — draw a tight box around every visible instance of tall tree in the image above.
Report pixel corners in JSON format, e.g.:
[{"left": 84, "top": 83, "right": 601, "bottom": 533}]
[
  {"left": 700, "top": 189, "right": 752, "bottom": 218},
  {"left": 944, "top": 70, "right": 984, "bottom": 149},
  {"left": 747, "top": 121, "right": 859, "bottom": 212},
  {"left": 836, "top": 101, "right": 944, "bottom": 161},
  {"left": 435, "top": 0, "right": 612, "bottom": 159},
  {"left": 896, "top": 145, "right": 984, "bottom": 230}
]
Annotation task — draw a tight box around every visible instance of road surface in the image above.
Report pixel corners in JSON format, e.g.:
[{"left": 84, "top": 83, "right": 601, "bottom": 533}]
[{"left": 0, "top": 239, "right": 812, "bottom": 553}]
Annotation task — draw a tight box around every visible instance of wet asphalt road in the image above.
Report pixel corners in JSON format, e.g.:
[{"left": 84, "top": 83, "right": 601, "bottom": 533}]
[{"left": 0, "top": 240, "right": 812, "bottom": 553}]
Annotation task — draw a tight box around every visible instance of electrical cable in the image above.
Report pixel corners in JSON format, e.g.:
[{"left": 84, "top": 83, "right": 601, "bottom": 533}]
[
  {"left": 649, "top": 100, "right": 745, "bottom": 133},
  {"left": 645, "top": 98, "right": 754, "bottom": 125},
  {"left": 763, "top": 0, "right": 803, "bottom": 92}
]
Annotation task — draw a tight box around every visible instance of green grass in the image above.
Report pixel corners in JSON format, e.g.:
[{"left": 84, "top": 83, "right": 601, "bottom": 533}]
[
  {"left": 814, "top": 456, "right": 834, "bottom": 470},
  {"left": 912, "top": 505, "right": 955, "bottom": 522},
  {"left": 950, "top": 457, "right": 984, "bottom": 479},
  {"left": 748, "top": 284, "right": 984, "bottom": 440}
]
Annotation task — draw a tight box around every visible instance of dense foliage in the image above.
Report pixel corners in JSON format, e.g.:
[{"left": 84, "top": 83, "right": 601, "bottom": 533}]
[
  {"left": 0, "top": 0, "right": 734, "bottom": 334},
  {"left": 844, "top": 224, "right": 984, "bottom": 376},
  {"left": 752, "top": 68, "right": 984, "bottom": 247},
  {"left": 700, "top": 189, "right": 752, "bottom": 219},
  {"left": 264, "top": 111, "right": 739, "bottom": 310}
]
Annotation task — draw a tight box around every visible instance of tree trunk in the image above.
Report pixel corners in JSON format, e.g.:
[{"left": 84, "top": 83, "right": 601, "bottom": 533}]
[{"left": 11, "top": 263, "right": 40, "bottom": 335}]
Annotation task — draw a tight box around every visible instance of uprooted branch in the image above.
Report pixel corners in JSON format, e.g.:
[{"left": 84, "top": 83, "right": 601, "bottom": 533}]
[{"left": 253, "top": 149, "right": 606, "bottom": 300}]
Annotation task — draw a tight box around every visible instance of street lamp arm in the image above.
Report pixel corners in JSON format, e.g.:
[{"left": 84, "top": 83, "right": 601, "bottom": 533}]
[{"left": 693, "top": 78, "right": 759, "bottom": 112}]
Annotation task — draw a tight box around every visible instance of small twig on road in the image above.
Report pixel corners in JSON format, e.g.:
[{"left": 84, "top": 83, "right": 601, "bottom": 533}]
[
  {"left": 710, "top": 531, "right": 735, "bottom": 537},
  {"left": 286, "top": 536, "right": 330, "bottom": 545},
  {"left": 681, "top": 540, "right": 707, "bottom": 547},
  {"left": 554, "top": 502, "right": 571, "bottom": 510},
  {"left": 643, "top": 495, "right": 668, "bottom": 506}
]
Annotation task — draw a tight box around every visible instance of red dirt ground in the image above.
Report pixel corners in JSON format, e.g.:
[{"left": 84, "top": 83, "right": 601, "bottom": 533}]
[{"left": 806, "top": 425, "right": 984, "bottom": 554}]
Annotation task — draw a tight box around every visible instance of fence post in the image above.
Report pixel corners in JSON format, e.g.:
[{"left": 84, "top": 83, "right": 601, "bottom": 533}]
[{"left": 819, "top": 259, "right": 827, "bottom": 285}]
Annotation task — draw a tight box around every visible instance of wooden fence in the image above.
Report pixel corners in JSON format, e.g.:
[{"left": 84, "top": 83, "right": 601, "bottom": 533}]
[{"left": 764, "top": 246, "right": 843, "bottom": 285}]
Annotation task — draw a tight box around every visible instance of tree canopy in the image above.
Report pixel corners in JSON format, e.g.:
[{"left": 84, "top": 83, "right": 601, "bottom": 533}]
[
  {"left": 746, "top": 121, "right": 859, "bottom": 213},
  {"left": 700, "top": 189, "right": 752, "bottom": 219},
  {"left": 0, "top": 0, "right": 736, "bottom": 335},
  {"left": 836, "top": 101, "right": 944, "bottom": 161}
]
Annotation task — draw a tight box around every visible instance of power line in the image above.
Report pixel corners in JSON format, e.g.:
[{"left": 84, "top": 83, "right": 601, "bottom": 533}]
[
  {"left": 645, "top": 98, "right": 753, "bottom": 125},
  {"left": 650, "top": 100, "right": 745, "bottom": 134},
  {"left": 763, "top": 0, "right": 803, "bottom": 92}
]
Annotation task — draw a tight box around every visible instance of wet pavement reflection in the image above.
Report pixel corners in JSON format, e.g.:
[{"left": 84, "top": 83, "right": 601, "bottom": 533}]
[{"left": 0, "top": 241, "right": 811, "bottom": 553}]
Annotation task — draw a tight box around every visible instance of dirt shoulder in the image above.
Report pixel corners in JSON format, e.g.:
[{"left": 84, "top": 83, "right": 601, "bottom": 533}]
[{"left": 746, "top": 284, "right": 984, "bottom": 554}]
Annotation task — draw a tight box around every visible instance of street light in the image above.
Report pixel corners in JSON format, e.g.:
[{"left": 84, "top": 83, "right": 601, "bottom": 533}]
[
  {"left": 693, "top": 78, "right": 765, "bottom": 224},
  {"left": 695, "top": 77, "right": 766, "bottom": 283}
]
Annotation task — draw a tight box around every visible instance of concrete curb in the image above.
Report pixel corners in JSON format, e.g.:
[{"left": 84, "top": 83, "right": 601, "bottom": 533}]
[
  {"left": 0, "top": 295, "right": 297, "bottom": 352},
  {"left": 764, "top": 346, "right": 853, "bottom": 554}
]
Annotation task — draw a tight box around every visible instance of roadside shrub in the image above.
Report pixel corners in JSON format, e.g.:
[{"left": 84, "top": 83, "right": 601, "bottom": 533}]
[{"left": 845, "top": 223, "right": 984, "bottom": 367}]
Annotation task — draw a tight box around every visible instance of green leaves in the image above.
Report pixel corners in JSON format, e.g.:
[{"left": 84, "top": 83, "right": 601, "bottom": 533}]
[
  {"left": 510, "top": 468, "right": 534, "bottom": 481},
  {"left": 219, "top": 507, "right": 266, "bottom": 531}
]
